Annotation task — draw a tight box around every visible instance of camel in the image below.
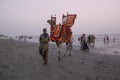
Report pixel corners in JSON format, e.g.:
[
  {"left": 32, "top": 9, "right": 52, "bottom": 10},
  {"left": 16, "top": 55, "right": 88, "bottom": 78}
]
[{"left": 47, "top": 13, "right": 77, "bottom": 61}]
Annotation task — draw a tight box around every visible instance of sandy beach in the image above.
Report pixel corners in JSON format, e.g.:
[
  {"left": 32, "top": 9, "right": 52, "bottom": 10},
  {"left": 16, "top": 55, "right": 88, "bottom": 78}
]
[{"left": 0, "top": 38, "right": 120, "bottom": 80}]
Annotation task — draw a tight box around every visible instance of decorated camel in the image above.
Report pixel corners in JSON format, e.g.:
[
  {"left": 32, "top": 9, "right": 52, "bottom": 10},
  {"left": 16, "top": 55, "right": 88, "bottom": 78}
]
[{"left": 47, "top": 13, "right": 77, "bottom": 61}]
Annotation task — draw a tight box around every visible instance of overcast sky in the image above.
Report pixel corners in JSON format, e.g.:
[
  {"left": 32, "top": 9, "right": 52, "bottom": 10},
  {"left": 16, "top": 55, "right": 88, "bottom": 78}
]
[{"left": 0, "top": 0, "right": 120, "bottom": 36}]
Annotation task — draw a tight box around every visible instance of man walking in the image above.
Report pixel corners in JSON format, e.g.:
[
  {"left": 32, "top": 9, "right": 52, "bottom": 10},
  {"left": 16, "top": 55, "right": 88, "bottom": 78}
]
[{"left": 39, "top": 28, "right": 50, "bottom": 64}]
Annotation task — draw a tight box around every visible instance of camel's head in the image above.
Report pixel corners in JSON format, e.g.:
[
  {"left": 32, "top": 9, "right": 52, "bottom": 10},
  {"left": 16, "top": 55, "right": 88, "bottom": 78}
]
[
  {"left": 47, "top": 19, "right": 52, "bottom": 26},
  {"left": 47, "top": 15, "right": 56, "bottom": 27}
]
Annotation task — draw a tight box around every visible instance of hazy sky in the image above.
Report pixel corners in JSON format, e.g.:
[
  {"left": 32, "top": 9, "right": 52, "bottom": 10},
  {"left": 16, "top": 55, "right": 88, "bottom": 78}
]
[{"left": 0, "top": 0, "right": 120, "bottom": 36}]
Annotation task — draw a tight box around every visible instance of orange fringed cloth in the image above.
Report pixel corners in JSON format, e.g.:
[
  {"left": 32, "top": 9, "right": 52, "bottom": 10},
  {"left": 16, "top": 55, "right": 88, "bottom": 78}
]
[
  {"left": 50, "top": 25, "right": 72, "bottom": 42},
  {"left": 63, "top": 14, "right": 77, "bottom": 27}
]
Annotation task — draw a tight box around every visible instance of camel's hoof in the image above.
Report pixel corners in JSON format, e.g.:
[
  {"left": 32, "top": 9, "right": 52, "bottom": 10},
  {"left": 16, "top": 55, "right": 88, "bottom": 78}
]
[
  {"left": 69, "top": 54, "right": 71, "bottom": 57},
  {"left": 63, "top": 55, "right": 66, "bottom": 57},
  {"left": 44, "top": 59, "right": 48, "bottom": 65},
  {"left": 84, "top": 49, "right": 89, "bottom": 52},
  {"left": 58, "top": 57, "right": 61, "bottom": 61}
]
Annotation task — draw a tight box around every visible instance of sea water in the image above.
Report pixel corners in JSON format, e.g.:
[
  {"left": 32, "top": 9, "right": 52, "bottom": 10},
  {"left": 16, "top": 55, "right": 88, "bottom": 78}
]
[{"left": 18, "top": 34, "right": 120, "bottom": 55}]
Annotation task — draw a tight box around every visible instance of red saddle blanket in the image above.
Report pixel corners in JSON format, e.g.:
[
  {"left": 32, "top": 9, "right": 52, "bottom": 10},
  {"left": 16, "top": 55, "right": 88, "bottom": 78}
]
[{"left": 50, "top": 25, "right": 72, "bottom": 42}]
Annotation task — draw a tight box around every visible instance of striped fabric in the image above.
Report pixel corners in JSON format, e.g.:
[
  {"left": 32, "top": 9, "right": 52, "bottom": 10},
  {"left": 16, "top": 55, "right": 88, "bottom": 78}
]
[{"left": 49, "top": 14, "right": 77, "bottom": 42}]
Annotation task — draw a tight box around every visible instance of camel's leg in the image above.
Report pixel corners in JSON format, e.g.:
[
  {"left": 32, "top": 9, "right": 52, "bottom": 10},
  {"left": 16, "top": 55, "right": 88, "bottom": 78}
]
[
  {"left": 56, "top": 42, "right": 61, "bottom": 61},
  {"left": 69, "top": 41, "right": 73, "bottom": 57},
  {"left": 64, "top": 43, "right": 69, "bottom": 57},
  {"left": 58, "top": 48, "right": 61, "bottom": 61},
  {"left": 69, "top": 46, "right": 72, "bottom": 56}
]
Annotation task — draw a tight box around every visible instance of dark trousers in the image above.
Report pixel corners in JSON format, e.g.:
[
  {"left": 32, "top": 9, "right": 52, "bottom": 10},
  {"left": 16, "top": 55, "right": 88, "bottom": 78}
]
[
  {"left": 39, "top": 48, "right": 48, "bottom": 64},
  {"left": 81, "top": 41, "right": 89, "bottom": 50}
]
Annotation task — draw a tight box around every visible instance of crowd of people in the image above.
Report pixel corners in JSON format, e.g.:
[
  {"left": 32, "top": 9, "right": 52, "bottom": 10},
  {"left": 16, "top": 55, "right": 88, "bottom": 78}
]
[{"left": 78, "top": 34, "right": 96, "bottom": 51}]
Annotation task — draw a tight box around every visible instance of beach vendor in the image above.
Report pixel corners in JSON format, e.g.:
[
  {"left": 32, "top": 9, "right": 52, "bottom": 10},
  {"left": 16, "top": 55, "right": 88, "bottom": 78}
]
[{"left": 39, "top": 28, "right": 50, "bottom": 64}]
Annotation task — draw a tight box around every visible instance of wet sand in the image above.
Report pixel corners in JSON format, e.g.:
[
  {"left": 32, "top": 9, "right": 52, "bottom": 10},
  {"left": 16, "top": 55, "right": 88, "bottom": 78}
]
[{"left": 0, "top": 39, "right": 120, "bottom": 80}]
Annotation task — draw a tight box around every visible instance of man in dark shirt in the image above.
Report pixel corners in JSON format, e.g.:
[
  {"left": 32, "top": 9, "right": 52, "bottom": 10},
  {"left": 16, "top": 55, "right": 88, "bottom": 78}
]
[{"left": 39, "top": 28, "right": 50, "bottom": 64}]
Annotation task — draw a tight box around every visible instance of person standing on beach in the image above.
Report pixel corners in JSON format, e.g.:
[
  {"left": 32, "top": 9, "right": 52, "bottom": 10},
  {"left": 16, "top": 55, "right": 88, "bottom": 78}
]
[
  {"left": 91, "top": 34, "right": 96, "bottom": 47},
  {"left": 81, "top": 34, "right": 89, "bottom": 51},
  {"left": 113, "top": 37, "right": 115, "bottom": 42},
  {"left": 87, "top": 35, "right": 91, "bottom": 46},
  {"left": 39, "top": 28, "right": 50, "bottom": 65},
  {"left": 80, "top": 34, "right": 83, "bottom": 49}
]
